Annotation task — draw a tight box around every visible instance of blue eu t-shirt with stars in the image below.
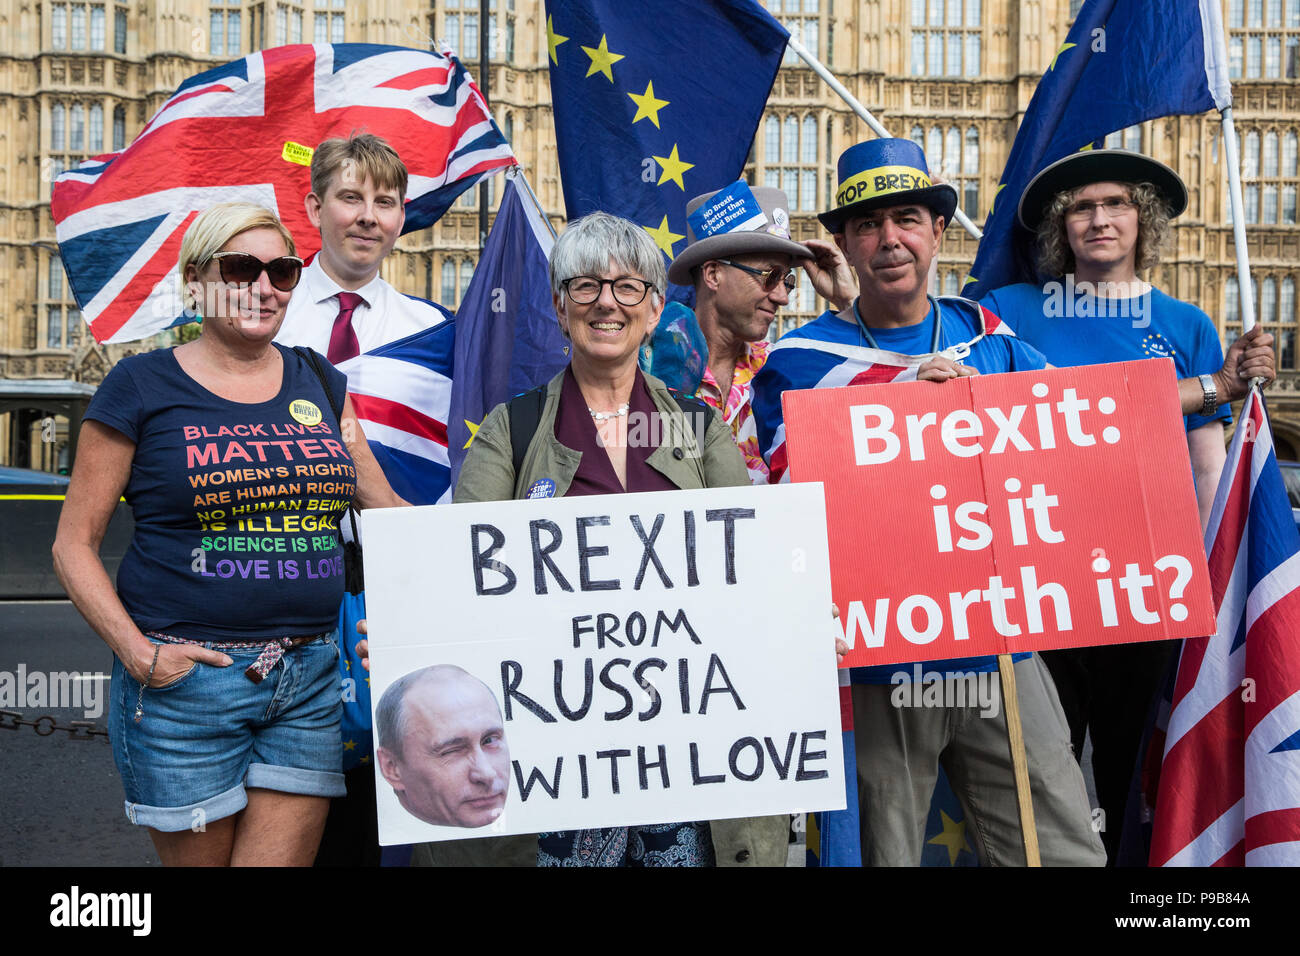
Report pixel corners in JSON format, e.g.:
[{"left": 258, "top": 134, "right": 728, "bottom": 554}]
[{"left": 980, "top": 283, "right": 1231, "bottom": 431}]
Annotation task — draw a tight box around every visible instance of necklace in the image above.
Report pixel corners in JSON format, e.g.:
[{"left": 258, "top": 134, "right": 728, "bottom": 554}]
[{"left": 589, "top": 403, "right": 629, "bottom": 422}]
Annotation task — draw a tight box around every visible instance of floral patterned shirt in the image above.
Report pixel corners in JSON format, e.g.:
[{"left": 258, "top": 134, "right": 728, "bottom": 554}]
[{"left": 695, "top": 340, "right": 770, "bottom": 485}]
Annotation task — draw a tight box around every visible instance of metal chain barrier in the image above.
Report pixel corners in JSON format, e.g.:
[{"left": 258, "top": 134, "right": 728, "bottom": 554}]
[{"left": 0, "top": 709, "right": 108, "bottom": 741}]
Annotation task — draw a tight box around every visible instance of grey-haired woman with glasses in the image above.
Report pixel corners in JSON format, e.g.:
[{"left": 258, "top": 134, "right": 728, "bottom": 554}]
[{"left": 431, "top": 211, "right": 790, "bottom": 867}]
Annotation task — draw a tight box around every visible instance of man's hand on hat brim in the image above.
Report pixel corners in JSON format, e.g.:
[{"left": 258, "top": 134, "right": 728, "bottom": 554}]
[{"left": 803, "top": 239, "right": 858, "bottom": 313}]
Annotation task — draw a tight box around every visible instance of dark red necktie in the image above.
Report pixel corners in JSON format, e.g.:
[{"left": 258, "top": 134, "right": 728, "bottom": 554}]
[{"left": 326, "top": 291, "right": 363, "bottom": 364}]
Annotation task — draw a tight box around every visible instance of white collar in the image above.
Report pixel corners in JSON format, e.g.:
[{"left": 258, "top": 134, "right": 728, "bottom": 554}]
[{"left": 301, "top": 256, "right": 387, "bottom": 309}]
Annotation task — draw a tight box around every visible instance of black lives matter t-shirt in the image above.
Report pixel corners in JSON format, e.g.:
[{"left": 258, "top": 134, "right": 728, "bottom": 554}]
[{"left": 85, "top": 343, "right": 357, "bottom": 641}]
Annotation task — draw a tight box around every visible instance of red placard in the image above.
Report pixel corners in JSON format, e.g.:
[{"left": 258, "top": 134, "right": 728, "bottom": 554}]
[{"left": 782, "top": 359, "right": 1215, "bottom": 669}]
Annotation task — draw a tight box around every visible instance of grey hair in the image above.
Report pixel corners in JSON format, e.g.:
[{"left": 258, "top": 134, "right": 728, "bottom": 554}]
[
  {"left": 375, "top": 664, "right": 497, "bottom": 761},
  {"left": 549, "top": 211, "right": 667, "bottom": 304}
]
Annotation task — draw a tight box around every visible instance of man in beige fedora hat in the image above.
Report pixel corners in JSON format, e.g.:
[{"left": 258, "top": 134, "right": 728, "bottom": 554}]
[{"left": 669, "top": 180, "right": 854, "bottom": 483}]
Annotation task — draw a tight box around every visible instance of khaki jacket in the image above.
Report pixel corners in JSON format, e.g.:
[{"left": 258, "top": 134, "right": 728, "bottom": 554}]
[{"left": 417, "top": 368, "right": 788, "bottom": 867}]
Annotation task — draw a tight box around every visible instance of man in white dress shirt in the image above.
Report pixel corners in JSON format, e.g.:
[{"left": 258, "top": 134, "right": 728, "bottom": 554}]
[
  {"left": 276, "top": 132, "right": 450, "bottom": 358},
  {"left": 276, "top": 132, "right": 450, "bottom": 867}
]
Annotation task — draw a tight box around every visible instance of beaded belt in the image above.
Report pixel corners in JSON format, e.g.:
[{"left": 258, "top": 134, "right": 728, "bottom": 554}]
[{"left": 145, "top": 630, "right": 327, "bottom": 683}]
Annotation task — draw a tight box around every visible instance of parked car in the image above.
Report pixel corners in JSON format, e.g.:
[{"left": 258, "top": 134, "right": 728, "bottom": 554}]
[{"left": 0, "top": 465, "right": 133, "bottom": 598}]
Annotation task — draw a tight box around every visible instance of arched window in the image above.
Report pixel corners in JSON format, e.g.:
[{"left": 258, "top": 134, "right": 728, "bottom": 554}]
[
  {"left": 1226, "top": 277, "right": 1240, "bottom": 323},
  {"left": 765, "top": 116, "right": 779, "bottom": 163},
  {"left": 440, "top": 260, "right": 455, "bottom": 305},
  {"left": 51, "top": 104, "right": 65, "bottom": 150},
  {"left": 782, "top": 115, "right": 797, "bottom": 164},
  {"left": 1262, "top": 277, "right": 1277, "bottom": 323},
  {"left": 1285, "top": 131, "right": 1298, "bottom": 176},
  {"left": 911, "top": 125, "right": 925, "bottom": 149},
  {"left": 112, "top": 106, "right": 125, "bottom": 151},
  {"left": 801, "top": 116, "right": 817, "bottom": 165},
  {"left": 1265, "top": 130, "right": 1280, "bottom": 175},
  {"left": 71, "top": 104, "right": 85, "bottom": 152},
  {"left": 89, "top": 104, "right": 103, "bottom": 152},
  {"left": 944, "top": 127, "right": 960, "bottom": 178},
  {"left": 49, "top": 253, "right": 65, "bottom": 299},
  {"left": 963, "top": 126, "right": 979, "bottom": 175},
  {"left": 1244, "top": 130, "right": 1260, "bottom": 177},
  {"left": 460, "top": 259, "right": 474, "bottom": 305},
  {"left": 927, "top": 127, "right": 942, "bottom": 168},
  {"left": 1264, "top": 184, "right": 1279, "bottom": 223}
]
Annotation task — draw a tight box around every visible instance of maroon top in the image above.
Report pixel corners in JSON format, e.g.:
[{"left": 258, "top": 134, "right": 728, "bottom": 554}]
[{"left": 554, "top": 366, "right": 677, "bottom": 497}]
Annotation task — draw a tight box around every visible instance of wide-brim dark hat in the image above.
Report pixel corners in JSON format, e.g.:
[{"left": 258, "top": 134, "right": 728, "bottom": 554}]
[
  {"left": 1017, "top": 149, "right": 1188, "bottom": 230},
  {"left": 667, "top": 184, "right": 812, "bottom": 286},
  {"left": 818, "top": 138, "right": 958, "bottom": 233}
]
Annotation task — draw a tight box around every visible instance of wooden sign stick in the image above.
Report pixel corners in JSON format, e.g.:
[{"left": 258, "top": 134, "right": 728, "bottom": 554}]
[{"left": 997, "top": 653, "right": 1041, "bottom": 867}]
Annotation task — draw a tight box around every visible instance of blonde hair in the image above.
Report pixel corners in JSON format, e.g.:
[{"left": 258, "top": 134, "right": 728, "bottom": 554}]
[
  {"left": 178, "top": 202, "right": 295, "bottom": 310},
  {"left": 310, "top": 133, "right": 408, "bottom": 200},
  {"left": 1035, "top": 181, "right": 1171, "bottom": 277}
]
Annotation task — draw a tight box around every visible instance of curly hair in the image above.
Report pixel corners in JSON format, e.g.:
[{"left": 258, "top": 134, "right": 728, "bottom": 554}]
[{"left": 1034, "top": 181, "right": 1171, "bottom": 278}]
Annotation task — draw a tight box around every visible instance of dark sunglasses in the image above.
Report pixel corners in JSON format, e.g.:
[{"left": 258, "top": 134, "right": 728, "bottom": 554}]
[
  {"left": 209, "top": 252, "right": 304, "bottom": 291},
  {"left": 716, "top": 259, "right": 798, "bottom": 294}
]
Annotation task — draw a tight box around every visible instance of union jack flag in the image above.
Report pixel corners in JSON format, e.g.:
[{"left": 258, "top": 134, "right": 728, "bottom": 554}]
[
  {"left": 751, "top": 299, "right": 1014, "bottom": 484},
  {"left": 338, "top": 320, "right": 456, "bottom": 507},
  {"left": 1151, "top": 388, "right": 1300, "bottom": 866},
  {"left": 51, "top": 43, "right": 514, "bottom": 344}
]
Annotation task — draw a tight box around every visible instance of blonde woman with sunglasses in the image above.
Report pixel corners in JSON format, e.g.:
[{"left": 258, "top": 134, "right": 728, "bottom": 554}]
[{"left": 53, "top": 201, "right": 404, "bottom": 866}]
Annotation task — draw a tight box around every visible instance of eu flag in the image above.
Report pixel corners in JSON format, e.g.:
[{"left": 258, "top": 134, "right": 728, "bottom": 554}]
[
  {"left": 966, "top": 0, "right": 1231, "bottom": 300},
  {"left": 544, "top": 0, "right": 788, "bottom": 297},
  {"left": 447, "top": 174, "right": 569, "bottom": 485}
]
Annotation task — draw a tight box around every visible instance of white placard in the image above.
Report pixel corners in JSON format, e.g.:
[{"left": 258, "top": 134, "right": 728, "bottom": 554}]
[{"left": 361, "top": 483, "right": 845, "bottom": 845}]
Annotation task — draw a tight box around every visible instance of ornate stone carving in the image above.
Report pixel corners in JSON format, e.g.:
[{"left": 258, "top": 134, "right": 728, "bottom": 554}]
[{"left": 41, "top": 355, "right": 71, "bottom": 376}]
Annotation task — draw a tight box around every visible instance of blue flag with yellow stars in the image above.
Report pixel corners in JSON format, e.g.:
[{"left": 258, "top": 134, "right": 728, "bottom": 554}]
[
  {"left": 544, "top": 0, "right": 788, "bottom": 298},
  {"left": 965, "top": 0, "right": 1231, "bottom": 300}
]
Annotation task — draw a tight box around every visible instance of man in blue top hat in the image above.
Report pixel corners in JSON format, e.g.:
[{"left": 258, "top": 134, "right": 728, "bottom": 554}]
[
  {"left": 752, "top": 138, "right": 1105, "bottom": 866},
  {"left": 980, "top": 150, "right": 1275, "bottom": 863}
]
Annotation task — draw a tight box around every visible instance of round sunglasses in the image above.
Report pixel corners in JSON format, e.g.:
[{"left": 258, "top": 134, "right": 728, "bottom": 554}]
[{"left": 208, "top": 251, "right": 305, "bottom": 291}]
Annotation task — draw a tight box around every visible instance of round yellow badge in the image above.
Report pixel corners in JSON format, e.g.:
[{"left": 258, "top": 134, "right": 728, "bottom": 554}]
[{"left": 289, "top": 399, "right": 323, "bottom": 426}]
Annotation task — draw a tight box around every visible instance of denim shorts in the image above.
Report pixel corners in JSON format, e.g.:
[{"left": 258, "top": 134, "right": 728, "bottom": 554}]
[{"left": 108, "top": 630, "right": 346, "bottom": 832}]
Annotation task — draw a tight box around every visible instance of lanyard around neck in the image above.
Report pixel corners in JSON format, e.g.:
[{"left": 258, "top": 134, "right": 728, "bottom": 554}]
[
  {"left": 851, "top": 295, "right": 986, "bottom": 361},
  {"left": 852, "top": 295, "right": 942, "bottom": 354}
]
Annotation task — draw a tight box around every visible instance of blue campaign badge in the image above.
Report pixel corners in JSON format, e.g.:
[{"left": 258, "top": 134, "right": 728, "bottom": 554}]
[
  {"left": 687, "top": 180, "right": 768, "bottom": 240},
  {"left": 526, "top": 478, "right": 556, "bottom": 499}
]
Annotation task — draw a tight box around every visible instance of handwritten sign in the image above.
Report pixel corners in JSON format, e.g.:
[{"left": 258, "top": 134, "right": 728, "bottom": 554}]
[{"left": 361, "top": 483, "right": 845, "bottom": 845}]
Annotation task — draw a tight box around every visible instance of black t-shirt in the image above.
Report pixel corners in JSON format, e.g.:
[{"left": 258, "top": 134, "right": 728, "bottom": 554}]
[{"left": 85, "top": 343, "right": 357, "bottom": 641}]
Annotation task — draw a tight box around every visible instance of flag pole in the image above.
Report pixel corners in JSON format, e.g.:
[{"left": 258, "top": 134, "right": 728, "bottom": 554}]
[
  {"left": 507, "top": 165, "right": 559, "bottom": 240},
  {"left": 997, "top": 653, "right": 1042, "bottom": 866},
  {"left": 785, "top": 35, "right": 984, "bottom": 241},
  {"left": 1219, "top": 106, "right": 1257, "bottom": 335}
]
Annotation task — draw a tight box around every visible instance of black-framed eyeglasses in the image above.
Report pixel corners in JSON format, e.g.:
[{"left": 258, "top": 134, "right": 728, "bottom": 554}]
[
  {"left": 717, "top": 259, "right": 797, "bottom": 294},
  {"left": 1064, "top": 197, "right": 1136, "bottom": 222},
  {"left": 209, "top": 252, "right": 305, "bottom": 292},
  {"left": 562, "top": 275, "right": 654, "bottom": 306}
]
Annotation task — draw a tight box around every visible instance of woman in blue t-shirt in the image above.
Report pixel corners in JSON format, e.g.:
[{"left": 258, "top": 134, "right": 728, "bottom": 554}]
[{"left": 53, "top": 202, "right": 405, "bottom": 866}]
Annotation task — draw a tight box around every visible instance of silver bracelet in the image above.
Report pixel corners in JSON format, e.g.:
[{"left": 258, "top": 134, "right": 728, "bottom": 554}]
[
  {"left": 1198, "top": 374, "right": 1218, "bottom": 417},
  {"left": 133, "top": 645, "right": 160, "bottom": 723}
]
